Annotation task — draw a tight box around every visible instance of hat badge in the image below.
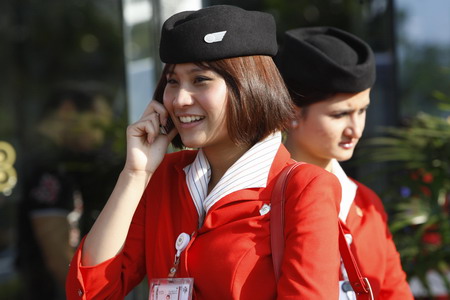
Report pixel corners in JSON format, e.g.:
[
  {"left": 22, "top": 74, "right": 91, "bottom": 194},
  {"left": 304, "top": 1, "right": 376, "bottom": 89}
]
[{"left": 204, "top": 31, "right": 227, "bottom": 44}]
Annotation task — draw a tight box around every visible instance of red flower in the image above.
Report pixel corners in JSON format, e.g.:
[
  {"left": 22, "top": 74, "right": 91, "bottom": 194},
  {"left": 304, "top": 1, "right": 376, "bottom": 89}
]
[
  {"left": 420, "top": 185, "right": 432, "bottom": 196},
  {"left": 410, "top": 171, "right": 419, "bottom": 180},
  {"left": 422, "top": 232, "right": 442, "bottom": 246},
  {"left": 422, "top": 172, "right": 433, "bottom": 183}
]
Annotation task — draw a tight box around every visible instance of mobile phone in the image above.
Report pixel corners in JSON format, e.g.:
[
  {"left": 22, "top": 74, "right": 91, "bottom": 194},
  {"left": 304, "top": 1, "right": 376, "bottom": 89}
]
[{"left": 159, "top": 116, "right": 175, "bottom": 135}]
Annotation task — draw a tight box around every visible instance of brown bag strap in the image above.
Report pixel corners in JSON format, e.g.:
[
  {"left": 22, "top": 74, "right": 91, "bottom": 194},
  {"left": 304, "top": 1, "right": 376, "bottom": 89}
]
[{"left": 270, "top": 162, "right": 374, "bottom": 300}]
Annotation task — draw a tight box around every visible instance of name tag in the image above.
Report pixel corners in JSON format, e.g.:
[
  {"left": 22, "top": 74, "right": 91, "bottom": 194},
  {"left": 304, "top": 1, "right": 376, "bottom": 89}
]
[
  {"left": 149, "top": 278, "right": 194, "bottom": 300},
  {"left": 150, "top": 233, "right": 194, "bottom": 299}
]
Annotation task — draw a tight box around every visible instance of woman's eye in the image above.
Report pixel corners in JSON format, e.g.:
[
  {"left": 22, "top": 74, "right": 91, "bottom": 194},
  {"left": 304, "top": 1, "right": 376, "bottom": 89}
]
[
  {"left": 194, "top": 76, "right": 210, "bottom": 83},
  {"left": 331, "top": 113, "right": 346, "bottom": 119},
  {"left": 167, "top": 78, "right": 178, "bottom": 84}
]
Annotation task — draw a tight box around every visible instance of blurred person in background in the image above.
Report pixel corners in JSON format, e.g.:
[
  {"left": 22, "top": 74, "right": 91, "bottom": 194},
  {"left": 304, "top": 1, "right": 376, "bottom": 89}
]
[{"left": 16, "top": 83, "right": 114, "bottom": 299}]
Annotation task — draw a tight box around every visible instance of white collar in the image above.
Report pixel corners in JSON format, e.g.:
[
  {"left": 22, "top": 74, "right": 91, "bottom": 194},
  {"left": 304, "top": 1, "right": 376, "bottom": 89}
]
[
  {"left": 184, "top": 132, "right": 282, "bottom": 224},
  {"left": 331, "top": 159, "right": 358, "bottom": 222}
]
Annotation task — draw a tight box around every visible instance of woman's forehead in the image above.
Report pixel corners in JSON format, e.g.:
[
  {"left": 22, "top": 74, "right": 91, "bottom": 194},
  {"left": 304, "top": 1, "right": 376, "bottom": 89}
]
[
  {"left": 324, "top": 90, "right": 371, "bottom": 107},
  {"left": 166, "top": 62, "right": 213, "bottom": 74}
]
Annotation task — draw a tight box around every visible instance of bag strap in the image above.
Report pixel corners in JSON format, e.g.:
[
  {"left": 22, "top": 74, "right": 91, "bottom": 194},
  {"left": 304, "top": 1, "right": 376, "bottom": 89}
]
[
  {"left": 338, "top": 221, "right": 374, "bottom": 299},
  {"left": 270, "top": 162, "right": 304, "bottom": 280},
  {"left": 270, "top": 162, "right": 374, "bottom": 300}
]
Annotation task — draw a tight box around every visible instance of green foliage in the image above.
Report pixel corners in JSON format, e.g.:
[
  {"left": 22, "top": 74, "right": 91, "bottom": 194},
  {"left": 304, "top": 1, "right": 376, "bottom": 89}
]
[{"left": 360, "top": 95, "right": 450, "bottom": 296}]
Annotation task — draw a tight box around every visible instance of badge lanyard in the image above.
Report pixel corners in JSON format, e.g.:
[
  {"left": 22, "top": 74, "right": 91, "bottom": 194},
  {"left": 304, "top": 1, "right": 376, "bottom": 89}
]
[
  {"left": 168, "top": 232, "right": 190, "bottom": 278},
  {"left": 149, "top": 232, "right": 194, "bottom": 300}
]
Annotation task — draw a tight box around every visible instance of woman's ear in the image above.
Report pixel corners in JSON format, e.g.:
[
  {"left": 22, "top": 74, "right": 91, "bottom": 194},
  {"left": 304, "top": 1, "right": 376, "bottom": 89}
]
[{"left": 290, "top": 106, "right": 303, "bottom": 129}]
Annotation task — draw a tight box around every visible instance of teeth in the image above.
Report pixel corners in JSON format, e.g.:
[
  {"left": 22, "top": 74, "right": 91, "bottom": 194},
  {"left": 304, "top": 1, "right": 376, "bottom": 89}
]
[{"left": 179, "top": 116, "right": 203, "bottom": 123}]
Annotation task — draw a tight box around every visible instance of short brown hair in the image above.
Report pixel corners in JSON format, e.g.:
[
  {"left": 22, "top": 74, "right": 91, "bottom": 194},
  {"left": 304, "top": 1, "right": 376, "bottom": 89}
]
[{"left": 153, "top": 55, "right": 294, "bottom": 149}]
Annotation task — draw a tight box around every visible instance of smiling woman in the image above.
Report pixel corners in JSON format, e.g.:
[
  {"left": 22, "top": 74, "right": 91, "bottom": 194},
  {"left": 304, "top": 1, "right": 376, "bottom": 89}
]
[
  {"left": 156, "top": 55, "right": 292, "bottom": 149},
  {"left": 66, "top": 5, "right": 342, "bottom": 300},
  {"left": 162, "top": 63, "right": 229, "bottom": 151}
]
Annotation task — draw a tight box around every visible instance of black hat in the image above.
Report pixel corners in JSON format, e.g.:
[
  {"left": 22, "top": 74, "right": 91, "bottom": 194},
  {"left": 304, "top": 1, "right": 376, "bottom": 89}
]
[
  {"left": 276, "top": 26, "right": 376, "bottom": 93},
  {"left": 159, "top": 5, "right": 277, "bottom": 64}
]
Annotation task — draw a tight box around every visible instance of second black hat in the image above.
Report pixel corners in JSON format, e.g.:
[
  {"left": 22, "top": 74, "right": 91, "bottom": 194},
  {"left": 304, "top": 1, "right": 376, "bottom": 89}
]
[
  {"left": 159, "top": 5, "right": 278, "bottom": 64},
  {"left": 276, "top": 26, "right": 376, "bottom": 93}
]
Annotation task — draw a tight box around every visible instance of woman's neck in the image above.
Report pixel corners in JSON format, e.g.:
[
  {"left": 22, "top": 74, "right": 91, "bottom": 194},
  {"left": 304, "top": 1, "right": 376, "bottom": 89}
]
[
  {"left": 203, "top": 143, "right": 251, "bottom": 194},
  {"left": 284, "top": 136, "right": 333, "bottom": 172}
]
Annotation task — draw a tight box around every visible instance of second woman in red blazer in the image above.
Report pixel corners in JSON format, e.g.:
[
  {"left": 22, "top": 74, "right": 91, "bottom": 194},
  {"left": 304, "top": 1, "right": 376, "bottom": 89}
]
[{"left": 277, "top": 26, "right": 414, "bottom": 299}]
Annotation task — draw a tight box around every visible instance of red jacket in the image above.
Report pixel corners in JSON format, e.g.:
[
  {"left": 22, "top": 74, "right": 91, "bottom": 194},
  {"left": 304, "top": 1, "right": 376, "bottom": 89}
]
[
  {"left": 341, "top": 180, "right": 414, "bottom": 299},
  {"left": 66, "top": 145, "right": 341, "bottom": 299}
]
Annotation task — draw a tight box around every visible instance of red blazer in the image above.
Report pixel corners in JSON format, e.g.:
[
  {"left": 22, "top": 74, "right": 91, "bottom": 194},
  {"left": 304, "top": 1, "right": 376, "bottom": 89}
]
[
  {"left": 341, "top": 180, "right": 414, "bottom": 299},
  {"left": 66, "top": 145, "right": 341, "bottom": 299}
]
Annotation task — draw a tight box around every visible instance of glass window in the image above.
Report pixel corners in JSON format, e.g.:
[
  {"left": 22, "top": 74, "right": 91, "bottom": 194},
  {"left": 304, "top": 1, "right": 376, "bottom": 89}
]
[
  {"left": 396, "top": 0, "right": 450, "bottom": 118},
  {"left": 0, "top": 1, "right": 127, "bottom": 299}
]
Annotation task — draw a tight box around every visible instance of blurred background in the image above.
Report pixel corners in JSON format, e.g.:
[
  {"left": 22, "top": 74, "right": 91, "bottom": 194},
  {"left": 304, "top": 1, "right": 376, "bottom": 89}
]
[{"left": 0, "top": 0, "right": 448, "bottom": 299}]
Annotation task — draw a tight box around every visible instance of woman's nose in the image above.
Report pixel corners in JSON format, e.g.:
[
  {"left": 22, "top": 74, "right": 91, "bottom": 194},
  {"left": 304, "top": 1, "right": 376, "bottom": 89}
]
[
  {"left": 172, "top": 87, "right": 194, "bottom": 108},
  {"left": 345, "top": 120, "right": 363, "bottom": 139}
]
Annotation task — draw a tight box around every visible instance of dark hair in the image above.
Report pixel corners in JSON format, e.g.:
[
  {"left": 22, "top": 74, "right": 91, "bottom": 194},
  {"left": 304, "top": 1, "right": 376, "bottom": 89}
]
[
  {"left": 154, "top": 55, "right": 294, "bottom": 149},
  {"left": 283, "top": 78, "right": 336, "bottom": 109}
]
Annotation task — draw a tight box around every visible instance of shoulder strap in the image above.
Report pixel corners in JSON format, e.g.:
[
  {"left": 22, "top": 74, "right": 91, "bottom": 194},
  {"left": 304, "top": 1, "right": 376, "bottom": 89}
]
[
  {"left": 270, "top": 163, "right": 374, "bottom": 300},
  {"left": 270, "top": 162, "right": 303, "bottom": 280},
  {"left": 339, "top": 221, "right": 374, "bottom": 299}
]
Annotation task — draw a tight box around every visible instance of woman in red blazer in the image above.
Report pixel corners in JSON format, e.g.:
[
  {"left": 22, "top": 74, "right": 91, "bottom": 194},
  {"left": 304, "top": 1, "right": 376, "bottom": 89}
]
[
  {"left": 66, "top": 6, "right": 341, "bottom": 300},
  {"left": 277, "top": 26, "right": 414, "bottom": 299}
]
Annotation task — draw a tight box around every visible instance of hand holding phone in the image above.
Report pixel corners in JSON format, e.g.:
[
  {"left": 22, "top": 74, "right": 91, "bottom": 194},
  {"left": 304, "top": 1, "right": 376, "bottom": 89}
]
[{"left": 159, "top": 116, "right": 175, "bottom": 135}]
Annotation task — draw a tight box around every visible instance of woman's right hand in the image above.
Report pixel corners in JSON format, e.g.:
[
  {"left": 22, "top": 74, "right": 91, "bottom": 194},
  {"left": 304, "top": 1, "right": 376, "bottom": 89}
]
[
  {"left": 80, "top": 99, "right": 177, "bottom": 267},
  {"left": 124, "top": 100, "right": 178, "bottom": 175}
]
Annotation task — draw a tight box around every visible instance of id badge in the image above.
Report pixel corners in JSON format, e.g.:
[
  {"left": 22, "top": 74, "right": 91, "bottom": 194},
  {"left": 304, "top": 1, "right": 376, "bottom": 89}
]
[
  {"left": 149, "top": 278, "right": 194, "bottom": 300},
  {"left": 339, "top": 280, "right": 357, "bottom": 300}
]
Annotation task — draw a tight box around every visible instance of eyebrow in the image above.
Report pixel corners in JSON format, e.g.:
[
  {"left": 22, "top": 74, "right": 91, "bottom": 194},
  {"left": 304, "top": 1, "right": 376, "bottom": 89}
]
[
  {"left": 167, "top": 66, "right": 211, "bottom": 76},
  {"left": 330, "top": 103, "right": 370, "bottom": 113}
]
